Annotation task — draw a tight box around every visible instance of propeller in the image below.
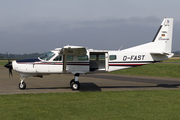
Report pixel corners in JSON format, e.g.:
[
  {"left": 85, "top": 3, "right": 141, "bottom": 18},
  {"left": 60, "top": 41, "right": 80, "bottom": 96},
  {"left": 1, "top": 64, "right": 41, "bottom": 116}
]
[{"left": 4, "top": 53, "right": 13, "bottom": 77}]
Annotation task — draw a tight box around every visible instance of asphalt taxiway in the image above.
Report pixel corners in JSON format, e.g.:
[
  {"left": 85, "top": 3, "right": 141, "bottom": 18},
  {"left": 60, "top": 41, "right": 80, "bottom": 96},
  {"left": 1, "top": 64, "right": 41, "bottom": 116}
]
[{"left": 1, "top": 66, "right": 180, "bottom": 94}]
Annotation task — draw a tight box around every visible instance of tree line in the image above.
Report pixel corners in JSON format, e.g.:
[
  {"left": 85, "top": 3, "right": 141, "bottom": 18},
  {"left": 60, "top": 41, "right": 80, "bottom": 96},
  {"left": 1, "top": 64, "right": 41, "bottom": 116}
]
[{"left": 0, "top": 53, "right": 42, "bottom": 59}]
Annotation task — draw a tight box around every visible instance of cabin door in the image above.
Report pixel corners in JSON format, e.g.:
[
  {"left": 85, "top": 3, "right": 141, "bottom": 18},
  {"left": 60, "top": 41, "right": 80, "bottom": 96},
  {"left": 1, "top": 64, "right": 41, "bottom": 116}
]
[{"left": 89, "top": 52, "right": 109, "bottom": 72}]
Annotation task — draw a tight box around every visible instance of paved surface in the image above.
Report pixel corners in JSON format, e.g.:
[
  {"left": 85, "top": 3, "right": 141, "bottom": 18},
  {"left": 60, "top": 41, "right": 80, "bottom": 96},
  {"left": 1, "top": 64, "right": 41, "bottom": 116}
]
[{"left": 1, "top": 66, "right": 180, "bottom": 94}]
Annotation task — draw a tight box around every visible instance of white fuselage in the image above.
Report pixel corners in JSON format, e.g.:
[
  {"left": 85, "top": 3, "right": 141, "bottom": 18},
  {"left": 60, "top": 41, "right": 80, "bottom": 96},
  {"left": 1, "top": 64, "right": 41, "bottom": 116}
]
[{"left": 12, "top": 48, "right": 172, "bottom": 77}]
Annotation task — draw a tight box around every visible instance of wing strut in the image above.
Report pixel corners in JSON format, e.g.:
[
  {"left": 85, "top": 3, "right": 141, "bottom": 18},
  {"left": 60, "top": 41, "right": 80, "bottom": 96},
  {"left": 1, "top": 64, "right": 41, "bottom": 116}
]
[{"left": 63, "top": 55, "right": 67, "bottom": 73}]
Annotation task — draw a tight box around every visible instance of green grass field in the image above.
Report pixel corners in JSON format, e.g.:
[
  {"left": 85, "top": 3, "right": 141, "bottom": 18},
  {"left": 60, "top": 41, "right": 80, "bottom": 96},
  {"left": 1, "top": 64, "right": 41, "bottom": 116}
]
[
  {"left": 163, "top": 57, "right": 180, "bottom": 62},
  {"left": 1, "top": 90, "right": 180, "bottom": 120},
  {"left": 109, "top": 57, "right": 180, "bottom": 78},
  {"left": 110, "top": 63, "right": 180, "bottom": 78},
  {"left": 0, "top": 60, "right": 7, "bottom": 67}
]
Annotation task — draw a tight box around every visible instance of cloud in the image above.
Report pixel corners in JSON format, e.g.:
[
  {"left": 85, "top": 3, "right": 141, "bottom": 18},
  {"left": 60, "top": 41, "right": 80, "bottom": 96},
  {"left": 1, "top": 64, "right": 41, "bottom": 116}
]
[{"left": 0, "top": 16, "right": 179, "bottom": 54}]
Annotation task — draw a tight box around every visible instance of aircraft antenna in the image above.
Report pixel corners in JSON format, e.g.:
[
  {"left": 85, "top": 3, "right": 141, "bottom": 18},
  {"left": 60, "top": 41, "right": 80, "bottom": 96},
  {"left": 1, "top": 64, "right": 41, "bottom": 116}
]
[{"left": 118, "top": 45, "right": 123, "bottom": 51}]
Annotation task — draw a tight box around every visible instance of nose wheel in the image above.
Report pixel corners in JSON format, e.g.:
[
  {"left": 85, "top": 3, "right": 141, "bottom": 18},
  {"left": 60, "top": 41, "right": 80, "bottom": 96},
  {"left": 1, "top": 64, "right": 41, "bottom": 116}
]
[
  {"left": 19, "top": 82, "right": 26, "bottom": 90},
  {"left": 19, "top": 76, "right": 27, "bottom": 90}
]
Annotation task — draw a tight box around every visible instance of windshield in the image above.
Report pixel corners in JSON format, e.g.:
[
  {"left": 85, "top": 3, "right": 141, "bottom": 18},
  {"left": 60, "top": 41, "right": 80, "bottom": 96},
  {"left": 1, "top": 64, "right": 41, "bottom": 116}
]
[{"left": 39, "top": 51, "right": 55, "bottom": 61}]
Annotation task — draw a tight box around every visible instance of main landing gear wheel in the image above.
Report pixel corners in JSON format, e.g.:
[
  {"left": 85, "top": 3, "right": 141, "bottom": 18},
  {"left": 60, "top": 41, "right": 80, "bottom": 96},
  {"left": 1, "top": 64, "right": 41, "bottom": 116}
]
[
  {"left": 70, "top": 73, "right": 80, "bottom": 90},
  {"left": 70, "top": 79, "right": 75, "bottom": 85},
  {"left": 71, "top": 82, "right": 80, "bottom": 90},
  {"left": 19, "top": 82, "right": 26, "bottom": 90}
]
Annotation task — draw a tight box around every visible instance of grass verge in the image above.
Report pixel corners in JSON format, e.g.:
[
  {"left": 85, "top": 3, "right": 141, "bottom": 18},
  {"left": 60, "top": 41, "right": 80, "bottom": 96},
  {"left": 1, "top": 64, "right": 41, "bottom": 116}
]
[
  {"left": 0, "top": 90, "right": 180, "bottom": 120},
  {"left": 110, "top": 63, "right": 180, "bottom": 78},
  {"left": 0, "top": 60, "right": 7, "bottom": 67},
  {"left": 163, "top": 58, "right": 180, "bottom": 62}
]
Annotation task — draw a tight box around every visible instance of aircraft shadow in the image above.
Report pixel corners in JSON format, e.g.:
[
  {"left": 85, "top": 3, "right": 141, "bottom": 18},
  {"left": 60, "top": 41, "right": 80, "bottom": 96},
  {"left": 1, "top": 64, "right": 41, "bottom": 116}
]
[
  {"left": 82, "top": 83, "right": 180, "bottom": 91},
  {"left": 27, "top": 83, "right": 180, "bottom": 92},
  {"left": 27, "top": 87, "right": 70, "bottom": 90},
  {"left": 80, "top": 83, "right": 101, "bottom": 91},
  {"left": 100, "top": 84, "right": 180, "bottom": 89},
  {"left": 80, "top": 83, "right": 180, "bottom": 91},
  {"left": 27, "top": 83, "right": 102, "bottom": 91}
]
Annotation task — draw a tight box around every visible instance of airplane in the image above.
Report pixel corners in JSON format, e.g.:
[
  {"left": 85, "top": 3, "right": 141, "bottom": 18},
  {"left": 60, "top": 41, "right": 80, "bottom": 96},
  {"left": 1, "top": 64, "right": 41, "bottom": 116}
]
[{"left": 4, "top": 18, "right": 174, "bottom": 90}]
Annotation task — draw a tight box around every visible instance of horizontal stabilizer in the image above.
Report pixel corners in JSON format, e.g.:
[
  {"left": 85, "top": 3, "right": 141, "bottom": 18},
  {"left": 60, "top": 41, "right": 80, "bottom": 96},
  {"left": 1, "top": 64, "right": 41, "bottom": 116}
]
[{"left": 150, "top": 52, "right": 174, "bottom": 56}]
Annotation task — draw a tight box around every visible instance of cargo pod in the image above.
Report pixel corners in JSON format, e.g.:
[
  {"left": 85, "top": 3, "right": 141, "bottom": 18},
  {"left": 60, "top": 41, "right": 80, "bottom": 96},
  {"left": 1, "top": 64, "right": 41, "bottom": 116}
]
[
  {"left": 89, "top": 50, "right": 109, "bottom": 72},
  {"left": 60, "top": 45, "right": 88, "bottom": 73}
]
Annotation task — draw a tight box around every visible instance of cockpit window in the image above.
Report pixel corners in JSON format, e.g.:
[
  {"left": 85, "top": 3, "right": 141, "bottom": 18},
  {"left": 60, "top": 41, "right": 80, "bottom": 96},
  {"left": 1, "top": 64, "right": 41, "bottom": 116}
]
[
  {"left": 53, "top": 55, "right": 62, "bottom": 61},
  {"left": 39, "top": 51, "right": 55, "bottom": 61}
]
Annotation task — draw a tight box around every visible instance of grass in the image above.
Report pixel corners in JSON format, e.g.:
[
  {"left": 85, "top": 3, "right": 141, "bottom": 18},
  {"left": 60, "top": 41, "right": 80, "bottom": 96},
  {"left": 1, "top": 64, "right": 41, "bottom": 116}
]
[
  {"left": 0, "top": 90, "right": 180, "bottom": 120},
  {"left": 0, "top": 60, "right": 7, "bottom": 67},
  {"left": 110, "top": 63, "right": 180, "bottom": 78},
  {"left": 163, "top": 58, "right": 180, "bottom": 62}
]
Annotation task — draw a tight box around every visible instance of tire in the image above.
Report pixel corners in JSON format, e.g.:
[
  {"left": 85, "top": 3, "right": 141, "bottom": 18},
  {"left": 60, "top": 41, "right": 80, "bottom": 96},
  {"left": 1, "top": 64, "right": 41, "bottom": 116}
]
[
  {"left": 71, "top": 82, "right": 80, "bottom": 90},
  {"left": 70, "top": 79, "right": 75, "bottom": 85},
  {"left": 19, "top": 82, "right": 26, "bottom": 90}
]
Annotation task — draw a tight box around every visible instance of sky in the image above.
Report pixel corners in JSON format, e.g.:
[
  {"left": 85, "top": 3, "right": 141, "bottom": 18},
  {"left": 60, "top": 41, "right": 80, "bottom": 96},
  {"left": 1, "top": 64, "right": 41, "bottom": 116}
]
[{"left": 0, "top": 0, "right": 180, "bottom": 54}]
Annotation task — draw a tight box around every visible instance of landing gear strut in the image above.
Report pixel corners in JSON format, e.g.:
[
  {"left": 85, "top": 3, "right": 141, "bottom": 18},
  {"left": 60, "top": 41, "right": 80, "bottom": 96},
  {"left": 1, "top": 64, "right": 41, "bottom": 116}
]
[
  {"left": 70, "top": 73, "right": 80, "bottom": 90},
  {"left": 19, "top": 76, "right": 27, "bottom": 90}
]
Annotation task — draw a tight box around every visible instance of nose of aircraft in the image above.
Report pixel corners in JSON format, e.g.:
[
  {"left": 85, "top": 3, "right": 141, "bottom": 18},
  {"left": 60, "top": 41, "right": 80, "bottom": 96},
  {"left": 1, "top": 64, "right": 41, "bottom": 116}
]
[{"left": 4, "top": 61, "right": 13, "bottom": 77}]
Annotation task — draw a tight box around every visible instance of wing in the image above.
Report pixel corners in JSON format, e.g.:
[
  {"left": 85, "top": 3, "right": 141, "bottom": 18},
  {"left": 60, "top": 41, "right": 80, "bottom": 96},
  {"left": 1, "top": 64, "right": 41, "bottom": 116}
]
[{"left": 60, "top": 45, "right": 87, "bottom": 56}]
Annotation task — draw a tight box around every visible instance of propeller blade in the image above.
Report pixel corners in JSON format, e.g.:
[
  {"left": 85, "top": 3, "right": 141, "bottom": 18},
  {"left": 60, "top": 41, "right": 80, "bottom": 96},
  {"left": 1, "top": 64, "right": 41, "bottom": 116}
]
[
  {"left": 9, "top": 65, "right": 13, "bottom": 78},
  {"left": 4, "top": 52, "right": 13, "bottom": 78},
  {"left": 6, "top": 52, "right": 10, "bottom": 63}
]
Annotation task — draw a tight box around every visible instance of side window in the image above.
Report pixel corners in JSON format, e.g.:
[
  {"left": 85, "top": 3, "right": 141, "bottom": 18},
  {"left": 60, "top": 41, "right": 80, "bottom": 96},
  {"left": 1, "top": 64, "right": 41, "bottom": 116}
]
[
  {"left": 78, "top": 55, "right": 88, "bottom": 61},
  {"left": 90, "top": 55, "right": 96, "bottom": 60},
  {"left": 67, "top": 55, "right": 73, "bottom": 61},
  {"left": 109, "top": 55, "right": 116, "bottom": 60},
  {"left": 53, "top": 55, "right": 62, "bottom": 61},
  {"left": 99, "top": 55, "right": 105, "bottom": 60}
]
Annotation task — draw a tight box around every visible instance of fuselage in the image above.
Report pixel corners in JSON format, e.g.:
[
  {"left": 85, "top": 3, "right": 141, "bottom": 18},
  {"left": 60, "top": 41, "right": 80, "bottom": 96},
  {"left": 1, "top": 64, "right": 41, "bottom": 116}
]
[{"left": 11, "top": 47, "right": 172, "bottom": 78}]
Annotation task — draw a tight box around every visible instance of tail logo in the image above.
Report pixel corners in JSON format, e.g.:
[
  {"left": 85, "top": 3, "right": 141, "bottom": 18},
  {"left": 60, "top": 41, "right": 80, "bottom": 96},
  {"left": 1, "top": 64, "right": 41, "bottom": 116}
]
[{"left": 158, "top": 37, "right": 169, "bottom": 41}]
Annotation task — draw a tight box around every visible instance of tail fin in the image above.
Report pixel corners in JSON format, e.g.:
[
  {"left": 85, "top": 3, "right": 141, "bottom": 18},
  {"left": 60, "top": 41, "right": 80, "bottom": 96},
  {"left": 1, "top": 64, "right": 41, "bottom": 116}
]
[
  {"left": 151, "top": 18, "right": 173, "bottom": 54},
  {"left": 122, "top": 18, "right": 174, "bottom": 55}
]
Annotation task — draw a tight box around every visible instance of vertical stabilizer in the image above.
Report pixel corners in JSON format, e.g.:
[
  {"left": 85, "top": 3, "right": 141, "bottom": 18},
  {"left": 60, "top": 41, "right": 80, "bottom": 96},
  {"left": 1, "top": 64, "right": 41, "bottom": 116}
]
[
  {"left": 151, "top": 18, "right": 173, "bottom": 54},
  {"left": 122, "top": 18, "right": 173, "bottom": 55}
]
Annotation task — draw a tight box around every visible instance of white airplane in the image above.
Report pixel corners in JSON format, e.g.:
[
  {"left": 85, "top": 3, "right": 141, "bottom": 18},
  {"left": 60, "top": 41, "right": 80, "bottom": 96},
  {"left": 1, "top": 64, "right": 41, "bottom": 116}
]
[{"left": 4, "top": 18, "right": 174, "bottom": 90}]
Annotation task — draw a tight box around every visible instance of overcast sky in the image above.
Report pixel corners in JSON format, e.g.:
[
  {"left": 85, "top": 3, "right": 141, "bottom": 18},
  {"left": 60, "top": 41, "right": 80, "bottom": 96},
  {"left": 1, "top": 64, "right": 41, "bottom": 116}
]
[{"left": 0, "top": 0, "right": 180, "bottom": 54}]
